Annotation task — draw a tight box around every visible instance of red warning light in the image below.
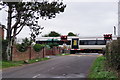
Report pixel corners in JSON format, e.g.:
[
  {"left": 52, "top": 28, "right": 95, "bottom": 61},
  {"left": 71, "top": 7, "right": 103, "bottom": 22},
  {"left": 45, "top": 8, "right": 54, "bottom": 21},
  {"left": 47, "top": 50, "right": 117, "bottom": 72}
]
[
  {"left": 61, "top": 35, "right": 67, "bottom": 41},
  {"left": 104, "top": 34, "right": 112, "bottom": 40}
]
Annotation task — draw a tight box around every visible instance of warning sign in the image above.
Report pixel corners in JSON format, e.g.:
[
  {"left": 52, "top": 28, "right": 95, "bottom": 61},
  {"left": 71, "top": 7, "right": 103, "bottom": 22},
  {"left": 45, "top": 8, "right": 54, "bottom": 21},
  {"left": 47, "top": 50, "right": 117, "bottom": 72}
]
[{"left": 73, "top": 40, "right": 77, "bottom": 46}]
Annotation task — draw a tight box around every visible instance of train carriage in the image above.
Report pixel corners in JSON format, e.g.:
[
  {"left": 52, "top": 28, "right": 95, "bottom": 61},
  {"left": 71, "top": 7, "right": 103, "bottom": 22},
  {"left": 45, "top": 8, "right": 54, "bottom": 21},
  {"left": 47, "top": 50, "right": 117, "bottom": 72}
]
[{"left": 36, "top": 35, "right": 117, "bottom": 53}]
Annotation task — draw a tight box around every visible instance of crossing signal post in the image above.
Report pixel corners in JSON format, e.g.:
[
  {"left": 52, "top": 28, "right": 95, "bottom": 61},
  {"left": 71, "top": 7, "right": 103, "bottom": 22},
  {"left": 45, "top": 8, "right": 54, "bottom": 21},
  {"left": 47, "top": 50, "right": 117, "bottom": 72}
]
[
  {"left": 104, "top": 34, "right": 112, "bottom": 40},
  {"left": 61, "top": 35, "right": 67, "bottom": 41},
  {"left": 61, "top": 35, "right": 68, "bottom": 53}
]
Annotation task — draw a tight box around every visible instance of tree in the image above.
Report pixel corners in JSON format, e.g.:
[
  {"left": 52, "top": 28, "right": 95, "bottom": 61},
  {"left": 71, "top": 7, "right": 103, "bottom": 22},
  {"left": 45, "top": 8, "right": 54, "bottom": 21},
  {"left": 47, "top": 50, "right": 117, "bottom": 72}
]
[
  {"left": 43, "top": 31, "right": 61, "bottom": 37},
  {"left": 0, "top": 0, "right": 66, "bottom": 60},
  {"left": 67, "top": 32, "right": 77, "bottom": 36}
]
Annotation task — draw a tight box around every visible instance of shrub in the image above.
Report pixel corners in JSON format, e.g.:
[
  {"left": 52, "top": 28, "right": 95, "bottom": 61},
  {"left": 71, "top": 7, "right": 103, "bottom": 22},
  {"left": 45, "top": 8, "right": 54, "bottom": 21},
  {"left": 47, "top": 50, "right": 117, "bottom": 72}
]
[
  {"left": 22, "top": 38, "right": 32, "bottom": 46},
  {"left": 33, "top": 44, "right": 45, "bottom": 52},
  {"left": 47, "top": 43, "right": 59, "bottom": 48},
  {"left": 105, "top": 39, "right": 120, "bottom": 72},
  {"left": 0, "top": 38, "right": 2, "bottom": 59},
  {"left": 45, "top": 45, "right": 51, "bottom": 50},
  {"left": 16, "top": 44, "right": 27, "bottom": 52},
  {"left": 16, "top": 38, "right": 32, "bottom": 52}
]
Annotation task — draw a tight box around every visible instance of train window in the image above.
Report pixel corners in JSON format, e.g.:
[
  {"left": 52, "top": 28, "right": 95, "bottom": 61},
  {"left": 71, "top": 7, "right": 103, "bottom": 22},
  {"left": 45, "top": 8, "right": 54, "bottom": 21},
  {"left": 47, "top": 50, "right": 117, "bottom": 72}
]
[
  {"left": 59, "top": 41, "right": 64, "bottom": 45},
  {"left": 97, "top": 40, "right": 106, "bottom": 45},
  {"left": 80, "top": 40, "right": 106, "bottom": 45},
  {"left": 66, "top": 41, "right": 71, "bottom": 45},
  {"left": 88, "top": 40, "right": 97, "bottom": 45},
  {"left": 36, "top": 40, "right": 106, "bottom": 45},
  {"left": 80, "top": 40, "right": 88, "bottom": 45}
]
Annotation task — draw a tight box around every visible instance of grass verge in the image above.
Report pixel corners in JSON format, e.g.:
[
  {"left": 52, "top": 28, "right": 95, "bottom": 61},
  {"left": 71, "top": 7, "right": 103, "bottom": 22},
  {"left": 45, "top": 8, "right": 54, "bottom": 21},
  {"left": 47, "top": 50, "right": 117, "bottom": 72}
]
[
  {"left": 88, "top": 56, "right": 117, "bottom": 78},
  {"left": 1, "top": 57, "right": 50, "bottom": 69}
]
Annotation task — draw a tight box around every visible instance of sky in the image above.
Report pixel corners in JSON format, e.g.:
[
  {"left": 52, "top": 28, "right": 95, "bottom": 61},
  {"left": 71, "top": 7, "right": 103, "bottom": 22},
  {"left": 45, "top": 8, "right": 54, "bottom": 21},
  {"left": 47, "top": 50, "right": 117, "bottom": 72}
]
[{"left": 0, "top": 0, "right": 119, "bottom": 39}]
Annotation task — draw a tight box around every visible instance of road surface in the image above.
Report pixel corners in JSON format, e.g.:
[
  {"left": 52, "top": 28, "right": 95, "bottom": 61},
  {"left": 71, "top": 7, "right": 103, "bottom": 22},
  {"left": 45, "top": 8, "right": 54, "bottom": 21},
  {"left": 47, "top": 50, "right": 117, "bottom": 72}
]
[{"left": 2, "top": 53, "right": 100, "bottom": 78}]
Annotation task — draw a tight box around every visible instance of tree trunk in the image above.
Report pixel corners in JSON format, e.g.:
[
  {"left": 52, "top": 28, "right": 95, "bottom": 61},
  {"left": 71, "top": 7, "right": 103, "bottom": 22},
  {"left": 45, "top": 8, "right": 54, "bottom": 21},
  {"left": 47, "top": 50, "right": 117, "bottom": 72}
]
[
  {"left": 6, "top": 3, "right": 12, "bottom": 61},
  {"left": 12, "top": 27, "right": 17, "bottom": 45}
]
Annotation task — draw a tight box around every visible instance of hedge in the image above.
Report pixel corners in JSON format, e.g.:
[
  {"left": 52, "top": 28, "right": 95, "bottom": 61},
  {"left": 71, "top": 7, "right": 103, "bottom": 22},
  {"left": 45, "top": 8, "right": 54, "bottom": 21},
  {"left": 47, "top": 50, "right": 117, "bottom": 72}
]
[
  {"left": 33, "top": 44, "right": 45, "bottom": 52},
  {"left": 0, "top": 38, "right": 2, "bottom": 60},
  {"left": 105, "top": 39, "right": 120, "bottom": 72},
  {"left": 47, "top": 43, "right": 59, "bottom": 48}
]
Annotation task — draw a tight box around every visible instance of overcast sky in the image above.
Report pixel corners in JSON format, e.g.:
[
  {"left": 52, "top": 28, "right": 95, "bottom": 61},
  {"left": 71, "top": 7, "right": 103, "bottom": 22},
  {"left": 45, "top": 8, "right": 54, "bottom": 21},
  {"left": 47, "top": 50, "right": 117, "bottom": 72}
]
[{"left": 0, "top": 0, "right": 119, "bottom": 38}]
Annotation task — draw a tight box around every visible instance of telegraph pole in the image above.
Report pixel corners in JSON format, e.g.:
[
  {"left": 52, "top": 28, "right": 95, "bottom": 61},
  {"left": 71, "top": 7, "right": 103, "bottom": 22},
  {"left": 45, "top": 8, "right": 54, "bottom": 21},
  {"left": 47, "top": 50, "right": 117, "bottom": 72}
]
[
  {"left": 118, "top": 0, "right": 120, "bottom": 38},
  {"left": 118, "top": 0, "right": 120, "bottom": 55}
]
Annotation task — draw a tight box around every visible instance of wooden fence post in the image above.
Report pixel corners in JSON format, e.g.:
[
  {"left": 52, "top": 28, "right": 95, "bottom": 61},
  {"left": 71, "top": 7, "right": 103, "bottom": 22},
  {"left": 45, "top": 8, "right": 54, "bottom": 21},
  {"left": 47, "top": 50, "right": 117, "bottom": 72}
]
[{"left": 43, "top": 47, "right": 44, "bottom": 58}]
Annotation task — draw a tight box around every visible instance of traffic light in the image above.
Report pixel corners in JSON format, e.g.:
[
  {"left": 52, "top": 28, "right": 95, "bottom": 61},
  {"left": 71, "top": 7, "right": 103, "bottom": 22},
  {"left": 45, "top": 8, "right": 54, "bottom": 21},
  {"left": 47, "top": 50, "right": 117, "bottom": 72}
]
[
  {"left": 104, "top": 34, "right": 112, "bottom": 40},
  {"left": 61, "top": 35, "right": 67, "bottom": 41}
]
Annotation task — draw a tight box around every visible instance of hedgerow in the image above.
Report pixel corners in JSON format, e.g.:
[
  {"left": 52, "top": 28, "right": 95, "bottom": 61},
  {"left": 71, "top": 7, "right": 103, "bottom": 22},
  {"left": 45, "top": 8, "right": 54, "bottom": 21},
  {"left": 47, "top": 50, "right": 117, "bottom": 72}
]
[
  {"left": 33, "top": 44, "right": 45, "bottom": 52},
  {"left": 105, "top": 39, "right": 120, "bottom": 73}
]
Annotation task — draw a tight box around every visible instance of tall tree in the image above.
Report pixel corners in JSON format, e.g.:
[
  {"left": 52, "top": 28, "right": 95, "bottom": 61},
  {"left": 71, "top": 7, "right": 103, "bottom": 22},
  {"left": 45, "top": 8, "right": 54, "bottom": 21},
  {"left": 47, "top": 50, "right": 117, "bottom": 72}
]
[
  {"left": 67, "top": 32, "right": 77, "bottom": 36},
  {"left": 43, "top": 31, "right": 61, "bottom": 37},
  {"left": 0, "top": 0, "right": 66, "bottom": 60}
]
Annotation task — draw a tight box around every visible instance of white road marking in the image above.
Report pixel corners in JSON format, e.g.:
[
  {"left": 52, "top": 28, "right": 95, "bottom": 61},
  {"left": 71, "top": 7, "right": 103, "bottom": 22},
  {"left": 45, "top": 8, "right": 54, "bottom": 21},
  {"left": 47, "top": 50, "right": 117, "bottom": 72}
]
[{"left": 32, "top": 74, "right": 41, "bottom": 78}]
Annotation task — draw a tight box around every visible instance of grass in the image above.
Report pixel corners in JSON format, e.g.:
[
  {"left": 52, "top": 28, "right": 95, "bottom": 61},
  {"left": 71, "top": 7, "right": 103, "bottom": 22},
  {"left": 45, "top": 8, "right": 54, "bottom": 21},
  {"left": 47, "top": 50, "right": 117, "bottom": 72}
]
[
  {"left": 1, "top": 53, "right": 69, "bottom": 69},
  {"left": 88, "top": 56, "right": 117, "bottom": 78},
  {"left": 1, "top": 57, "right": 50, "bottom": 69},
  {"left": 28, "top": 57, "right": 50, "bottom": 64},
  {"left": 1, "top": 60, "right": 23, "bottom": 69}
]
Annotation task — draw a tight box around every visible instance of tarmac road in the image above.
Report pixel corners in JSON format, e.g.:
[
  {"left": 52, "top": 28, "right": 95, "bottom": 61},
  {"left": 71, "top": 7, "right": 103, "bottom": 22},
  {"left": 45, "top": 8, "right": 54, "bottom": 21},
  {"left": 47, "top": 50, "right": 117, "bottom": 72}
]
[{"left": 2, "top": 53, "right": 99, "bottom": 78}]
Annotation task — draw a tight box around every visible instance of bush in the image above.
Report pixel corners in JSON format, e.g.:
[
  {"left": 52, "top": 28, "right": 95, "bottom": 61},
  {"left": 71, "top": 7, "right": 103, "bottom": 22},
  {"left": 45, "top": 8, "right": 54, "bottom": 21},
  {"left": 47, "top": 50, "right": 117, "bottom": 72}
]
[
  {"left": 47, "top": 43, "right": 59, "bottom": 48},
  {"left": 45, "top": 45, "right": 51, "bottom": 50},
  {"left": 16, "top": 44, "right": 28, "bottom": 52},
  {"left": 33, "top": 44, "right": 45, "bottom": 52},
  {"left": 105, "top": 39, "right": 120, "bottom": 72},
  {"left": 22, "top": 38, "right": 32, "bottom": 46},
  {"left": 16, "top": 38, "right": 32, "bottom": 52},
  {"left": 0, "top": 38, "right": 2, "bottom": 59}
]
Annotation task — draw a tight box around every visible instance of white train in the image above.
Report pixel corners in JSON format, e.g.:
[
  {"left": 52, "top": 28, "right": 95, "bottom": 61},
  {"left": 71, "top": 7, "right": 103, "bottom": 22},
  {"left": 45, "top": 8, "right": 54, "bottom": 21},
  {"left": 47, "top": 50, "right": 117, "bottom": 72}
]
[{"left": 36, "top": 36, "right": 117, "bottom": 53}]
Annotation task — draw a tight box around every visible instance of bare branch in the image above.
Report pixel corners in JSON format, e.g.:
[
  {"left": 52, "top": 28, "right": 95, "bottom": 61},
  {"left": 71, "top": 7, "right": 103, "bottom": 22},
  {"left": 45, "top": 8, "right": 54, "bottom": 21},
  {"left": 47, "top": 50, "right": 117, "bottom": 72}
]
[
  {"left": 15, "top": 25, "right": 24, "bottom": 36},
  {"left": 11, "top": 12, "right": 21, "bottom": 30},
  {"left": 2, "top": 26, "right": 7, "bottom": 30},
  {"left": 11, "top": 15, "right": 17, "bottom": 18},
  {"left": 0, "top": 24, "right": 7, "bottom": 30},
  {"left": 12, "top": 24, "right": 24, "bottom": 38},
  {"left": 11, "top": 19, "right": 20, "bottom": 30}
]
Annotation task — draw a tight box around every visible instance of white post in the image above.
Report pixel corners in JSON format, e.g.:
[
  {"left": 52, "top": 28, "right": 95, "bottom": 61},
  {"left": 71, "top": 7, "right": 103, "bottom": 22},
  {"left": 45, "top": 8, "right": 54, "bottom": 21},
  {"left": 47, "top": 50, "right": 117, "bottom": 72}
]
[{"left": 118, "top": 0, "right": 120, "bottom": 37}]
